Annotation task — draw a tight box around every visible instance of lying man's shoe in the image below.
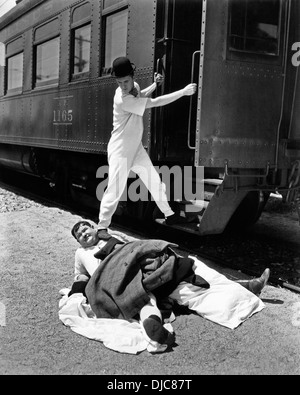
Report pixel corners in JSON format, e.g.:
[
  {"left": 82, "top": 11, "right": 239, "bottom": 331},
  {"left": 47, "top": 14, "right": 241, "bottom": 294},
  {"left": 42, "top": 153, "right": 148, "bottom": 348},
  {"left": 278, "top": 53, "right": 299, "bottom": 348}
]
[
  {"left": 142, "top": 315, "right": 175, "bottom": 348},
  {"left": 248, "top": 268, "right": 270, "bottom": 295}
]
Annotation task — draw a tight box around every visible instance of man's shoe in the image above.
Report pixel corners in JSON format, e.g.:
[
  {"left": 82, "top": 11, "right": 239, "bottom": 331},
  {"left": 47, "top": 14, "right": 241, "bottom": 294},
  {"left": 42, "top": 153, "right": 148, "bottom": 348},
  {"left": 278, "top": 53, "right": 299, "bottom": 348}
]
[
  {"left": 249, "top": 268, "right": 270, "bottom": 295},
  {"left": 142, "top": 315, "right": 175, "bottom": 347},
  {"left": 165, "top": 212, "right": 198, "bottom": 226},
  {"left": 97, "top": 228, "right": 112, "bottom": 241}
]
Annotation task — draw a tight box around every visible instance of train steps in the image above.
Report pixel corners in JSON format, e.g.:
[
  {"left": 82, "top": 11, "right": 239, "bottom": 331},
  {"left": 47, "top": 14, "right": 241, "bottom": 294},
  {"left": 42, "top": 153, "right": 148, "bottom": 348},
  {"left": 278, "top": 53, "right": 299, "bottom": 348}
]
[
  {"left": 157, "top": 176, "right": 254, "bottom": 235},
  {"left": 155, "top": 178, "right": 223, "bottom": 235}
]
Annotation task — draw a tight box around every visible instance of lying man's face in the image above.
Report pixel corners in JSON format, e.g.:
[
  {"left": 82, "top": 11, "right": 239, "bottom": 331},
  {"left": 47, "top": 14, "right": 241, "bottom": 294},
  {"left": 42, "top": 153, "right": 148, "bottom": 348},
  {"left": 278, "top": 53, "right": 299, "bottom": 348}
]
[{"left": 75, "top": 224, "right": 98, "bottom": 248}]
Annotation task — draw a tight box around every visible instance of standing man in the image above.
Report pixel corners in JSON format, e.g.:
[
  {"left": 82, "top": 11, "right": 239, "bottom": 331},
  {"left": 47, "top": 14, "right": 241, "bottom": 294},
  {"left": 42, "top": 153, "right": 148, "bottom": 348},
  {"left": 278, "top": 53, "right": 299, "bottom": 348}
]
[{"left": 97, "top": 57, "right": 197, "bottom": 239}]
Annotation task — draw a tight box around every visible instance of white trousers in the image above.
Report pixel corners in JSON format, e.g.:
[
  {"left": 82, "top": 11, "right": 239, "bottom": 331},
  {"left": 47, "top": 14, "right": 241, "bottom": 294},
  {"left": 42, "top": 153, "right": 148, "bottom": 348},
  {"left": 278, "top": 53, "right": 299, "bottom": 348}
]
[
  {"left": 139, "top": 292, "right": 174, "bottom": 354},
  {"left": 98, "top": 143, "right": 174, "bottom": 229}
]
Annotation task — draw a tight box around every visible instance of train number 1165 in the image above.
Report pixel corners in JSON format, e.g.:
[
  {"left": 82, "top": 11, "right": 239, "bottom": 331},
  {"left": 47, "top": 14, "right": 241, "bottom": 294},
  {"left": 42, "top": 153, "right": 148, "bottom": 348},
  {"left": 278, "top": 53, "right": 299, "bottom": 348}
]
[{"left": 53, "top": 109, "right": 73, "bottom": 123}]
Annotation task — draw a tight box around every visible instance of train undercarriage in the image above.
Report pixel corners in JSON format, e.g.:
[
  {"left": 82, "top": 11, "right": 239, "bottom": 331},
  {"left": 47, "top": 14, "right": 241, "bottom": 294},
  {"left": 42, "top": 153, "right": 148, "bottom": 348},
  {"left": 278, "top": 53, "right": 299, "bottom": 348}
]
[{"left": 1, "top": 142, "right": 299, "bottom": 236}]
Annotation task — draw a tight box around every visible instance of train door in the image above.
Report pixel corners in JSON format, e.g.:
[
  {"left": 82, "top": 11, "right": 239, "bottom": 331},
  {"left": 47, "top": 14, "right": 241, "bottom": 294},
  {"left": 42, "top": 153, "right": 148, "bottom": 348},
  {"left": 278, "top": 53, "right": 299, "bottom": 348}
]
[
  {"left": 194, "top": 0, "right": 286, "bottom": 172},
  {"left": 153, "top": 0, "right": 202, "bottom": 163},
  {"left": 191, "top": 0, "right": 288, "bottom": 234}
]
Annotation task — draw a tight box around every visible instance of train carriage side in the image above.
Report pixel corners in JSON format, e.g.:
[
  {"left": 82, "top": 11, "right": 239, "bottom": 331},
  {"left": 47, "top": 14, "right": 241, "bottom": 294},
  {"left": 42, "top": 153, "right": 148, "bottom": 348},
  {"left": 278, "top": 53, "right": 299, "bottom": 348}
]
[
  {"left": 0, "top": 0, "right": 158, "bottom": 210},
  {"left": 191, "top": 0, "right": 300, "bottom": 235},
  {"left": 0, "top": 0, "right": 299, "bottom": 236},
  {"left": 284, "top": 0, "right": 300, "bottom": 171}
]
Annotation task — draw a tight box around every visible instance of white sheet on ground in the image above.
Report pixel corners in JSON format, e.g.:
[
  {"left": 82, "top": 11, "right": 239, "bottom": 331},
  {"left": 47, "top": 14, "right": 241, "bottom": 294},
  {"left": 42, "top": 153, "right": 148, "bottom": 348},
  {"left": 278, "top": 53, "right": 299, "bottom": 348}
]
[
  {"left": 58, "top": 256, "right": 266, "bottom": 353},
  {"left": 168, "top": 256, "right": 265, "bottom": 329},
  {"left": 58, "top": 289, "right": 172, "bottom": 354}
]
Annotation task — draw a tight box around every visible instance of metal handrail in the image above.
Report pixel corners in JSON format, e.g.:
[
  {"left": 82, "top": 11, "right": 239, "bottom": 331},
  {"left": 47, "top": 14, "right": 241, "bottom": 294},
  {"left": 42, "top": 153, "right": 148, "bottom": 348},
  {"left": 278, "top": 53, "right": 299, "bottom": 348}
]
[
  {"left": 187, "top": 50, "right": 200, "bottom": 149},
  {"left": 224, "top": 160, "right": 270, "bottom": 178},
  {"left": 275, "top": 0, "right": 291, "bottom": 171}
]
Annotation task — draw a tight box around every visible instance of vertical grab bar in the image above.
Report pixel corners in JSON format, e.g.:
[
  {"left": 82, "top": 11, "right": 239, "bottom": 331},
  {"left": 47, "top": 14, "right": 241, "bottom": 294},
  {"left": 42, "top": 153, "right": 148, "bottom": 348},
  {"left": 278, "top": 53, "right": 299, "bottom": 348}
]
[
  {"left": 155, "top": 57, "right": 165, "bottom": 95},
  {"left": 187, "top": 50, "right": 200, "bottom": 150},
  {"left": 156, "top": 58, "right": 161, "bottom": 74},
  {"left": 275, "top": 0, "right": 291, "bottom": 171},
  {"left": 153, "top": 58, "right": 164, "bottom": 152}
]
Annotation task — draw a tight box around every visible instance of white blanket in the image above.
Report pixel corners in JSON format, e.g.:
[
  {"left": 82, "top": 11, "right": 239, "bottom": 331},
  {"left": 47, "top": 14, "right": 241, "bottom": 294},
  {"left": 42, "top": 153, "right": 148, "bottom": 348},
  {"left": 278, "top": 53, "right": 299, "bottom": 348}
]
[
  {"left": 58, "top": 289, "right": 173, "bottom": 354},
  {"left": 169, "top": 256, "right": 265, "bottom": 329}
]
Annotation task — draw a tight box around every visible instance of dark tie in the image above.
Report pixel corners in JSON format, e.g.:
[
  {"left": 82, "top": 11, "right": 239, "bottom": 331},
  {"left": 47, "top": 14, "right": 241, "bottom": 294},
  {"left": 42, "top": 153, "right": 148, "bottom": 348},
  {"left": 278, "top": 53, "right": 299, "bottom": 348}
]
[{"left": 129, "top": 87, "right": 138, "bottom": 97}]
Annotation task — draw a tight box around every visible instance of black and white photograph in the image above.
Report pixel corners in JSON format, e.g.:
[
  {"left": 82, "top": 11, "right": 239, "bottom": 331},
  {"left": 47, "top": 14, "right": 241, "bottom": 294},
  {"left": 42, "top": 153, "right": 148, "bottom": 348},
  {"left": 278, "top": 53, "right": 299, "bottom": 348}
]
[{"left": 0, "top": 0, "right": 299, "bottom": 377}]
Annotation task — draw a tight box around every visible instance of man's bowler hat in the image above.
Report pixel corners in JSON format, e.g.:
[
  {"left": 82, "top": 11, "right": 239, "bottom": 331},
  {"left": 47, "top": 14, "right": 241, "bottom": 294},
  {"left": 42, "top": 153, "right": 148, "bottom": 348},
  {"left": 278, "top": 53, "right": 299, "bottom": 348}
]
[{"left": 111, "top": 57, "right": 135, "bottom": 77}]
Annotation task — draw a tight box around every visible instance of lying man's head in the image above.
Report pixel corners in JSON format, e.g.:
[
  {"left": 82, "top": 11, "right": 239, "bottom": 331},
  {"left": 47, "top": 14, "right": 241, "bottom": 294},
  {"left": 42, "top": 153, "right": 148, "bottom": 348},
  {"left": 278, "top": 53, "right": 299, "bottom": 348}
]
[{"left": 71, "top": 221, "right": 99, "bottom": 248}]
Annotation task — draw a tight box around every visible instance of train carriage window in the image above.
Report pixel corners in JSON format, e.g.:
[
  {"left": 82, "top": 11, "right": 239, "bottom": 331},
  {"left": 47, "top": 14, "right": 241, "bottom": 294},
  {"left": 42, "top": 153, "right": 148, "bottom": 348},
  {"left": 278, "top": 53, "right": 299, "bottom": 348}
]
[
  {"left": 6, "top": 52, "right": 23, "bottom": 93},
  {"left": 229, "top": 0, "right": 282, "bottom": 56},
  {"left": 0, "top": 43, "right": 4, "bottom": 67},
  {"left": 103, "top": 0, "right": 126, "bottom": 8},
  {"left": 71, "top": 24, "right": 91, "bottom": 78},
  {"left": 34, "top": 19, "right": 60, "bottom": 88},
  {"left": 35, "top": 37, "right": 59, "bottom": 87},
  {"left": 71, "top": 2, "right": 91, "bottom": 80},
  {"left": 72, "top": 1, "right": 91, "bottom": 24},
  {"left": 4, "top": 36, "right": 24, "bottom": 94},
  {"left": 102, "top": 7, "right": 128, "bottom": 75}
]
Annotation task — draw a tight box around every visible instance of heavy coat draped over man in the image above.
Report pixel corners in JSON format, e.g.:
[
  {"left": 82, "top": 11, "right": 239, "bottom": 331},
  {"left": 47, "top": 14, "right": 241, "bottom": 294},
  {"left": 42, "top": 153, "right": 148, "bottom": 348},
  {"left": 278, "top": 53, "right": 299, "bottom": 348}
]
[{"left": 85, "top": 239, "right": 209, "bottom": 320}]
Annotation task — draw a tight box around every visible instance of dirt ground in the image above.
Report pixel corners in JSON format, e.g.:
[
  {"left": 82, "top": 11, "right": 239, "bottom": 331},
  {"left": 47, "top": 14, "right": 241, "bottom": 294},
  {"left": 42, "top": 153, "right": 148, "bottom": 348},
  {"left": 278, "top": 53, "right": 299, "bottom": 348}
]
[{"left": 0, "top": 194, "right": 300, "bottom": 376}]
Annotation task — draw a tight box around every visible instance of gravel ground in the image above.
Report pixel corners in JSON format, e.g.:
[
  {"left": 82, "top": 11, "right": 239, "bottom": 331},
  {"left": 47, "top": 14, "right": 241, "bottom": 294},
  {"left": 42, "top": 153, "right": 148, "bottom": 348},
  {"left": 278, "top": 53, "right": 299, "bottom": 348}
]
[
  {"left": 0, "top": 186, "right": 300, "bottom": 376},
  {"left": 0, "top": 188, "right": 46, "bottom": 213}
]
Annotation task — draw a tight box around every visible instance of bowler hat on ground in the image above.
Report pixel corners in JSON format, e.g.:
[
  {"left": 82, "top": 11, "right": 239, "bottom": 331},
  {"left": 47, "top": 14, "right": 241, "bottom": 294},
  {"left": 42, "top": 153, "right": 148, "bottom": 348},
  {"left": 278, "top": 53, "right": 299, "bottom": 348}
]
[{"left": 111, "top": 57, "right": 135, "bottom": 77}]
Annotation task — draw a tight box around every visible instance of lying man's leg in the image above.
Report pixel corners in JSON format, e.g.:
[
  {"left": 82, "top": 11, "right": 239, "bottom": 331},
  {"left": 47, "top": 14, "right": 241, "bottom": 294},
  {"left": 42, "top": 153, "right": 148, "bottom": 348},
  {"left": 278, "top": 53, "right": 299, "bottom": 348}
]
[
  {"left": 139, "top": 293, "right": 175, "bottom": 353},
  {"left": 236, "top": 268, "right": 270, "bottom": 295},
  {"left": 168, "top": 256, "right": 266, "bottom": 329}
]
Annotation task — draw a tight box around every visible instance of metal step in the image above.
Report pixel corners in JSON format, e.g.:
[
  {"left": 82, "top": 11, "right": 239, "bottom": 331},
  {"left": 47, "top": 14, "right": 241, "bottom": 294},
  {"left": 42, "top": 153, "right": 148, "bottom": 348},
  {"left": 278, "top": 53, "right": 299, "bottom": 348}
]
[
  {"left": 175, "top": 198, "right": 208, "bottom": 214},
  {"left": 174, "top": 178, "right": 222, "bottom": 214},
  {"left": 203, "top": 178, "right": 223, "bottom": 193},
  {"left": 154, "top": 218, "right": 200, "bottom": 234},
  {"left": 155, "top": 178, "right": 224, "bottom": 232},
  {"left": 203, "top": 178, "right": 223, "bottom": 186}
]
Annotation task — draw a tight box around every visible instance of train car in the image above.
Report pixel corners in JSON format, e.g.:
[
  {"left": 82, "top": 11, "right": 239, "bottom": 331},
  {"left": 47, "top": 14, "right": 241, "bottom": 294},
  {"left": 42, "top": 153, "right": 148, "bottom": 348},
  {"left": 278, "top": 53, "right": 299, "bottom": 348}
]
[{"left": 0, "top": 0, "right": 299, "bottom": 235}]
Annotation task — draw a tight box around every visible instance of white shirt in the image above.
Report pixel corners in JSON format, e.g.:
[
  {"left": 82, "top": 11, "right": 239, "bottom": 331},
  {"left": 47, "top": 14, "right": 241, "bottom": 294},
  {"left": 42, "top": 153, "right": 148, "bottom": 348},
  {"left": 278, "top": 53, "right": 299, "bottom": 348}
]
[
  {"left": 74, "top": 240, "right": 107, "bottom": 281},
  {"left": 108, "top": 82, "right": 148, "bottom": 157},
  {"left": 74, "top": 234, "right": 126, "bottom": 280}
]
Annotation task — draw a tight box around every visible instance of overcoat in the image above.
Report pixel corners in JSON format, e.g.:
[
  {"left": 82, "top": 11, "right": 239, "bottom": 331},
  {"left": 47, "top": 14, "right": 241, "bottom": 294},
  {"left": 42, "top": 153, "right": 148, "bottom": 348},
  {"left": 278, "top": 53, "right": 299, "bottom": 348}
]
[{"left": 85, "top": 239, "right": 208, "bottom": 319}]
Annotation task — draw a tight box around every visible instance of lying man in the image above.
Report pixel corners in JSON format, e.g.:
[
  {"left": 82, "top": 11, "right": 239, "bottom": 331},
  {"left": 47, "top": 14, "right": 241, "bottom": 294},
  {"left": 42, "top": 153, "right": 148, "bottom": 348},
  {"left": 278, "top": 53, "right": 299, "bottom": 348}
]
[
  {"left": 70, "top": 220, "right": 178, "bottom": 350},
  {"left": 70, "top": 220, "right": 270, "bottom": 351}
]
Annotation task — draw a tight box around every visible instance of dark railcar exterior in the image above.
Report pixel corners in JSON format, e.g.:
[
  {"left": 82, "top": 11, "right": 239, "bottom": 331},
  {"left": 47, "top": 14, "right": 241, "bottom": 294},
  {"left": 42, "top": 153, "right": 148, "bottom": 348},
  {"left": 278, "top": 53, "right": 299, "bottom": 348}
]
[{"left": 0, "top": 0, "right": 299, "bottom": 235}]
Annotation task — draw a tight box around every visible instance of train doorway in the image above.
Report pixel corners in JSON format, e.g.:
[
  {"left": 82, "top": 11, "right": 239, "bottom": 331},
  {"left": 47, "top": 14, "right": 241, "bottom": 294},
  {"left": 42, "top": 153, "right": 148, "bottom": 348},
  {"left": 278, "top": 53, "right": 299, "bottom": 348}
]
[{"left": 153, "top": 0, "right": 202, "bottom": 164}]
